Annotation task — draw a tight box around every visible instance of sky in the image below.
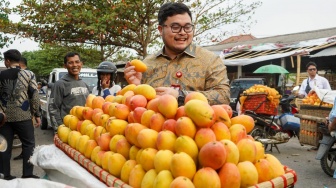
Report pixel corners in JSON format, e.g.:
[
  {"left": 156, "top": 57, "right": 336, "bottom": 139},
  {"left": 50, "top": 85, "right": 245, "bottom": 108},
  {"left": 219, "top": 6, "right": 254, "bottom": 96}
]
[{"left": 1, "top": 0, "right": 336, "bottom": 66}]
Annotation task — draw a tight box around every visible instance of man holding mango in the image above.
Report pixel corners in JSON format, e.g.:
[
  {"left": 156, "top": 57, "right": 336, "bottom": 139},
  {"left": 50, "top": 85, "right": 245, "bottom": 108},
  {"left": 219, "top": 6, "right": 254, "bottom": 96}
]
[{"left": 124, "top": 2, "right": 230, "bottom": 106}]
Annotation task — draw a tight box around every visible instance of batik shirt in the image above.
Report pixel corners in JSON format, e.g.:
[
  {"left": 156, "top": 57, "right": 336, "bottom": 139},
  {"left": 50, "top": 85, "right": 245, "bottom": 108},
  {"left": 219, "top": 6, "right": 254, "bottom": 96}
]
[
  {"left": 142, "top": 44, "right": 230, "bottom": 105},
  {"left": 0, "top": 66, "right": 41, "bottom": 122}
]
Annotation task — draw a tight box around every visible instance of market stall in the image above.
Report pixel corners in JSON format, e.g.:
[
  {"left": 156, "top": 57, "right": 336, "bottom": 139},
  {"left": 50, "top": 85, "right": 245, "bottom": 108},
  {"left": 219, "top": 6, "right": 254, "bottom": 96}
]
[
  {"left": 295, "top": 87, "right": 335, "bottom": 147},
  {"left": 39, "top": 84, "right": 298, "bottom": 188}
]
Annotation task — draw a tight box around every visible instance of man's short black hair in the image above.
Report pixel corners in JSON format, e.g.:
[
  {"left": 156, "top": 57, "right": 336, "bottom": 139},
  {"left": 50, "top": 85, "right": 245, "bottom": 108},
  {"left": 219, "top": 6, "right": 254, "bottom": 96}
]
[
  {"left": 64, "top": 52, "right": 81, "bottom": 64},
  {"left": 306, "top": 61, "right": 317, "bottom": 70},
  {"left": 20, "top": 57, "right": 27, "bottom": 66},
  {"left": 3, "top": 49, "right": 21, "bottom": 62},
  {"left": 158, "top": 2, "right": 192, "bottom": 25}
]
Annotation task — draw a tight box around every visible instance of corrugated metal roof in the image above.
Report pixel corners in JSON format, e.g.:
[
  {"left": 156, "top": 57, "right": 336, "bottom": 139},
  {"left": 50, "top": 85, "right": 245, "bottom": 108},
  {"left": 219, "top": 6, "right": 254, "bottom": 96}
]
[
  {"left": 224, "top": 41, "right": 336, "bottom": 60},
  {"left": 309, "top": 46, "right": 336, "bottom": 57},
  {"left": 204, "top": 27, "right": 336, "bottom": 52},
  {"left": 202, "top": 27, "right": 336, "bottom": 66}
]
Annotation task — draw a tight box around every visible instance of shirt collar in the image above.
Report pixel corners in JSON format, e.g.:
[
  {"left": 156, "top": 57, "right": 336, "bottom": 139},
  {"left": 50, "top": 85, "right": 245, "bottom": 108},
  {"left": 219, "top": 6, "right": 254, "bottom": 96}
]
[{"left": 155, "top": 43, "right": 197, "bottom": 59}]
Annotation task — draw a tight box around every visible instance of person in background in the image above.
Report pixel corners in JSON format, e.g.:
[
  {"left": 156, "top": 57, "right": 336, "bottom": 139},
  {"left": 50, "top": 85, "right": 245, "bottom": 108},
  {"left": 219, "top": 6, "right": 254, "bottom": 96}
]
[
  {"left": 48, "top": 52, "right": 90, "bottom": 131},
  {"left": 298, "top": 61, "right": 331, "bottom": 98},
  {"left": 37, "top": 82, "right": 46, "bottom": 95},
  {"left": 92, "top": 61, "right": 121, "bottom": 98},
  {"left": 13, "top": 57, "right": 39, "bottom": 161},
  {"left": 124, "top": 2, "right": 230, "bottom": 106},
  {"left": 0, "top": 49, "right": 41, "bottom": 180},
  {"left": 19, "top": 57, "right": 29, "bottom": 70},
  {"left": 41, "top": 80, "right": 48, "bottom": 94}
]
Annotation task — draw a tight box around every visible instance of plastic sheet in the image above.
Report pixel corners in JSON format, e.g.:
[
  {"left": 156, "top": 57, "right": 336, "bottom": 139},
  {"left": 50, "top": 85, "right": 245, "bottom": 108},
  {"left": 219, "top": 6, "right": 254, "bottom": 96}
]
[
  {"left": 30, "top": 144, "right": 107, "bottom": 188},
  {"left": 0, "top": 178, "right": 74, "bottom": 188},
  {"left": 313, "top": 86, "right": 336, "bottom": 105}
]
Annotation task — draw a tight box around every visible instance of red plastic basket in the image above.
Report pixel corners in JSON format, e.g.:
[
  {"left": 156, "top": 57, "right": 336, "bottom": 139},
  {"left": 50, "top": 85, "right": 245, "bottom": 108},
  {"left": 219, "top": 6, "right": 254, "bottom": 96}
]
[{"left": 242, "top": 94, "right": 278, "bottom": 115}]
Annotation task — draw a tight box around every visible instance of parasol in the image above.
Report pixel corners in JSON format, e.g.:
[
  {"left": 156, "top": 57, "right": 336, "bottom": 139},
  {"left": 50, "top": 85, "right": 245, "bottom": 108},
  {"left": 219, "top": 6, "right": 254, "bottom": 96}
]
[{"left": 253, "top": 64, "right": 289, "bottom": 74}]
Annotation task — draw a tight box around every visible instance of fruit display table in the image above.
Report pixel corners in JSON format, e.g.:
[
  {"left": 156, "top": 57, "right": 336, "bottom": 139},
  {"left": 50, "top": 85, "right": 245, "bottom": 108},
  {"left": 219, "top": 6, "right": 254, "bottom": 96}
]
[
  {"left": 54, "top": 135, "right": 131, "bottom": 188},
  {"left": 54, "top": 135, "right": 296, "bottom": 188}
]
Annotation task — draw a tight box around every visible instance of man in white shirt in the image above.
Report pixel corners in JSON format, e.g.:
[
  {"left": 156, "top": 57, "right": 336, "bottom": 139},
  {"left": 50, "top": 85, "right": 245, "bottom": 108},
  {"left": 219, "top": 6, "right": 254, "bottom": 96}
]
[{"left": 298, "top": 61, "right": 331, "bottom": 98}]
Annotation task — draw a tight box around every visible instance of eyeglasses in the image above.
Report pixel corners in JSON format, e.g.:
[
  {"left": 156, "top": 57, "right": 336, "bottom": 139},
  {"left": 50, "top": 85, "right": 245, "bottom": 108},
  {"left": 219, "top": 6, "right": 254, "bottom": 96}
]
[
  {"left": 162, "top": 23, "right": 194, "bottom": 33},
  {"left": 308, "top": 68, "right": 316, "bottom": 71}
]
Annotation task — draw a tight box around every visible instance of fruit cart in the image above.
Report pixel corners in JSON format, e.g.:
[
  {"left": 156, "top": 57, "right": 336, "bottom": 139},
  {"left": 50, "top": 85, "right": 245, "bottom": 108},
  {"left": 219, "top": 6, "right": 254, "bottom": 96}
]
[
  {"left": 52, "top": 84, "right": 297, "bottom": 188},
  {"left": 53, "top": 135, "right": 296, "bottom": 188},
  {"left": 294, "top": 88, "right": 333, "bottom": 147}
]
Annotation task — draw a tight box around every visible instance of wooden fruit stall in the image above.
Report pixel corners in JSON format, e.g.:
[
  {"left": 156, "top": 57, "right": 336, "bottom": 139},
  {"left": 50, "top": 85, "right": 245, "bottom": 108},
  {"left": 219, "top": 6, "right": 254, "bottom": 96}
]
[
  {"left": 54, "top": 135, "right": 132, "bottom": 188},
  {"left": 295, "top": 105, "right": 330, "bottom": 147},
  {"left": 54, "top": 135, "right": 296, "bottom": 188}
]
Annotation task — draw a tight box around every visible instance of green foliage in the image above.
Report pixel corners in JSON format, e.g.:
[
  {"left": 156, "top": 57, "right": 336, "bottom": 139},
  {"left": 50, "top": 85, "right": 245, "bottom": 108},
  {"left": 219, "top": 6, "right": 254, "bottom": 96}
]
[
  {"left": 22, "top": 43, "right": 101, "bottom": 77},
  {"left": 0, "top": 0, "right": 12, "bottom": 53},
  {"left": 1, "top": 0, "right": 261, "bottom": 59}
]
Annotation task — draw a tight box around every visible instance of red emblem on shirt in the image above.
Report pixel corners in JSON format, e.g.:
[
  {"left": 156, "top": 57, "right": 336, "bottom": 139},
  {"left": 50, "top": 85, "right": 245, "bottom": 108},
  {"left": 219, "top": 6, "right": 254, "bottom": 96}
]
[{"left": 176, "top": 71, "right": 182, "bottom": 78}]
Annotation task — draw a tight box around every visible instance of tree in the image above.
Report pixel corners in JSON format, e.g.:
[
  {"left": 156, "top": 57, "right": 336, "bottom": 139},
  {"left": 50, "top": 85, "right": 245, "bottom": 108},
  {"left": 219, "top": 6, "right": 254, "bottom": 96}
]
[
  {"left": 2, "top": 0, "right": 261, "bottom": 59},
  {"left": 0, "top": 0, "right": 13, "bottom": 54},
  {"left": 22, "top": 43, "right": 102, "bottom": 77}
]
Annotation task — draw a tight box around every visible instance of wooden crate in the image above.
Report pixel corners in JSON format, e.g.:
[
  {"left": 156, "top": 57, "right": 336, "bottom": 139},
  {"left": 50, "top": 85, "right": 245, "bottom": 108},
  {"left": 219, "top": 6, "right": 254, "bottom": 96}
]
[
  {"left": 295, "top": 98, "right": 303, "bottom": 111},
  {"left": 248, "top": 166, "right": 297, "bottom": 188},
  {"left": 299, "top": 104, "right": 331, "bottom": 119},
  {"left": 295, "top": 114, "right": 326, "bottom": 147}
]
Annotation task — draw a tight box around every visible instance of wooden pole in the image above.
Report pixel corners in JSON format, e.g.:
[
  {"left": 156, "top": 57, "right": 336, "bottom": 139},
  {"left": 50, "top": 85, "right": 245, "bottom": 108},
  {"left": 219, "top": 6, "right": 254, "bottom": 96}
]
[
  {"left": 290, "top": 56, "right": 294, "bottom": 68},
  {"left": 296, "top": 55, "right": 301, "bottom": 86}
]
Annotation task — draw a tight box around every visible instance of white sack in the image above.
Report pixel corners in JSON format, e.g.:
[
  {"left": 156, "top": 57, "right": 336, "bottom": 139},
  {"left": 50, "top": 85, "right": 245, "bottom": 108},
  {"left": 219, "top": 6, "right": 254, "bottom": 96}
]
[
  {"left": 30, "top": 144, "right": 107, "bottom": 188},
  {"left": 313, "top": 86, "right": 336, "bottom": 104},
  {"left": 0, "top": 178, "right": 75, "bottom": 188}
]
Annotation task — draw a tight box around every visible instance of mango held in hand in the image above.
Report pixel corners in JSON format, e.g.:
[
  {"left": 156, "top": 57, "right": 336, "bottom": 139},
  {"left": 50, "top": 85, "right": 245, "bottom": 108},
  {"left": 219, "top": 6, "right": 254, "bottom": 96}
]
[
  {"left": 184, "top": 99, "right": 215, "bottom": 128},
  {"left": 130, "top": 59, "right": 147, "bottom": 72}
]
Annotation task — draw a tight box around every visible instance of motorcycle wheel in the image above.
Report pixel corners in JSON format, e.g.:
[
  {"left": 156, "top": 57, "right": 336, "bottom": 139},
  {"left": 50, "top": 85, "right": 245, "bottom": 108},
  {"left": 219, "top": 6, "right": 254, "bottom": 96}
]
[
  {"left": 12, "top": 135, "right": 22, "bottom": 149},
  {"left": 250, "top": 125, "right": 266, "bottom": 139},
  {"left": 320, "top": 148, "right": 336, "bottom": 177}
]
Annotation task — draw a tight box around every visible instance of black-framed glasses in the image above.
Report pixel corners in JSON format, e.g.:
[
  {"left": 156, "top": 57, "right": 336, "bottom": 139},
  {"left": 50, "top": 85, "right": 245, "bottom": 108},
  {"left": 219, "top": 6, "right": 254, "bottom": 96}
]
[
  {"left": 308, "top": 68, "right": 316, "bottom": 71},
  {"left": 162, "top": 23, "right": 194, "bottom": 33}
]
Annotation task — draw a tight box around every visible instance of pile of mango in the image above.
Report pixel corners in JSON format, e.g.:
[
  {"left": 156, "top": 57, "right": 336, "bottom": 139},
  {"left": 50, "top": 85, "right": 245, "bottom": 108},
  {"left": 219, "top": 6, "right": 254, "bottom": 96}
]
[
  {"left": 240, "top": 84, "right": 282, "bottom": 107},
  {"left": 57, "top": 84, "right": 288, "bottom": 188},
  {"left": 301, "top": 91, "right": 333, "bottom": 107}
]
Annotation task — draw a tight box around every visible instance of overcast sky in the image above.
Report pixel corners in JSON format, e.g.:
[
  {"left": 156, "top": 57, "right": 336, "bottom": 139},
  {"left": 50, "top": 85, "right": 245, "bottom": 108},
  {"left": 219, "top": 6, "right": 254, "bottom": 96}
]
[{"left": 1, "top": 0, "right": 336, "bottom": 66}]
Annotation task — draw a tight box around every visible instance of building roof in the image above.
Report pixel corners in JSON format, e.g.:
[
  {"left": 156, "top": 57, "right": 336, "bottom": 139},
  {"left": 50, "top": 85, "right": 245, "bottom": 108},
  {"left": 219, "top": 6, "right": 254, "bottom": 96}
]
[
  {"left": 203, "top": 27, "right": 336, "bottom": 66},
  {"left": 218, "top": 34, "right": 256, "bottom": 45}
]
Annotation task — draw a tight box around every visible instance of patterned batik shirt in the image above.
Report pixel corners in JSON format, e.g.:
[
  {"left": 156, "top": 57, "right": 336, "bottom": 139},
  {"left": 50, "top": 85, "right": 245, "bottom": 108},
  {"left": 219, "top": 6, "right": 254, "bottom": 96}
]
[
  {"left": 142, "top": 44, "right": 230, "bottom": 105},
  {"left": 0, "top": 66, "right": 41, "bottom": 122}
]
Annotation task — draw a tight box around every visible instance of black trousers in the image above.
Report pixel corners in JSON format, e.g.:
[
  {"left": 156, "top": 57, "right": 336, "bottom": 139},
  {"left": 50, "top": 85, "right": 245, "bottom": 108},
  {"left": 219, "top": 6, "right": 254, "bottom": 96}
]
[{"left": 0, "top": 119, "right": 35, "bottom": 177}]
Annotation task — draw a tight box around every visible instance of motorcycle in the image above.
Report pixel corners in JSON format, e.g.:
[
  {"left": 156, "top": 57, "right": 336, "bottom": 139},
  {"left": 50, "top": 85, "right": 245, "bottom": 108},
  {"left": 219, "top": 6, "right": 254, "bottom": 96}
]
[
  {"left": 0, "top": 134, "right": 21, "bottom": 152},
  {"left": 248, "top": 87, "right": 301, "bottom": 142},
  {"left": 315, "top": 121, "right": 336, "bottom": 177}
]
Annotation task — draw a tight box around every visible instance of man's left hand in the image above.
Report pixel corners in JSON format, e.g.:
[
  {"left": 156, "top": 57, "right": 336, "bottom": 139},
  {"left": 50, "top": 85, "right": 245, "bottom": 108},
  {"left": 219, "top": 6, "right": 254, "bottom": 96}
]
[{"left": 155, "top": 87, "right": 179, "bottom": 98}]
